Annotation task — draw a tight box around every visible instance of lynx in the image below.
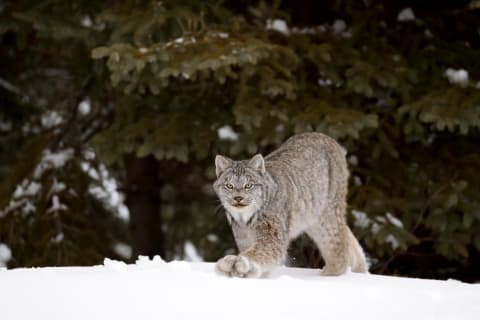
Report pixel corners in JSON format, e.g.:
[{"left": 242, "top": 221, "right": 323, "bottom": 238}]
[{"left": 213, "top": 132, "right": 367, "bottom": 278}]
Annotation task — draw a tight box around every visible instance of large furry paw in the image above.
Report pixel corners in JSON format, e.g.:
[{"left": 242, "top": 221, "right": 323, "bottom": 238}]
[{"left": 215, "top": 255, "right": 261, "bottom": 278}]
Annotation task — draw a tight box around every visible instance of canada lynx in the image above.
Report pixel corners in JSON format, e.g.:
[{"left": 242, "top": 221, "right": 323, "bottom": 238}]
[{"left": 213, "top": 132, "right": 367, "bottom": 278}]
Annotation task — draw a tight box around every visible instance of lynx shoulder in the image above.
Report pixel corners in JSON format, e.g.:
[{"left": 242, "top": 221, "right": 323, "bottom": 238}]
[{"left": 213, "top": 132, "right": 368, "bottom": 278}]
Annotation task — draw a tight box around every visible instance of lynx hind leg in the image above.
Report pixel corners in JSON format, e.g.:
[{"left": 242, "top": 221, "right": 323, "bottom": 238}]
[
  {"left": 306, "top": 222, "right": 350, "bottom": 276},
  {"left": 347, "top": 227, "right": 368, "bottom": 273}
]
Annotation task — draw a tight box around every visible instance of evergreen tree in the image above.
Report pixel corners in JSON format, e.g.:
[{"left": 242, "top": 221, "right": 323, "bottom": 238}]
[
  {"left": 1, "top": 0, "right": 479, "bottom": 281},
  {"left": 0, "top": 1, "right": 130, "bottom": 266}
]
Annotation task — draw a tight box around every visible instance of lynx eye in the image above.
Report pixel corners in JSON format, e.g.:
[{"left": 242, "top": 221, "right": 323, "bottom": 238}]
[
  {"left": 225, "top": 183, "right": 234, "bottom": 190},
  {"left": 244, "top": 183, "right": 253, "bottom": 190}
]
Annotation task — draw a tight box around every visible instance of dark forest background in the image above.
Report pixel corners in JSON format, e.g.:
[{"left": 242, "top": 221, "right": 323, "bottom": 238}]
[{"left": 1, "top": 0, "right": 480, "bottom": 282}]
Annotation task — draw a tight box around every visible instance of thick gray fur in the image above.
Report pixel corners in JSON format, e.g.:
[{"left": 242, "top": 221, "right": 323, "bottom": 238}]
[{"left": 213, "top": 132, "right": 368, "bottom": 278}]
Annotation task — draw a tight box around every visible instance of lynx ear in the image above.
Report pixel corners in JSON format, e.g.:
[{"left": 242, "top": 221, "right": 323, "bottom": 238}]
[
  {"left": 215, "top": 155, "right": 232, "bottom": 177},
  {"left": 248, "top": 154, "right": 265, "bottom": 175}
]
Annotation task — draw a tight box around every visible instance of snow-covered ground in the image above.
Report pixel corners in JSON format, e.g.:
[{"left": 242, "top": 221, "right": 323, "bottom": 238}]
[{"left": 1, "top": 257, "right": 478, "bottom": 320}]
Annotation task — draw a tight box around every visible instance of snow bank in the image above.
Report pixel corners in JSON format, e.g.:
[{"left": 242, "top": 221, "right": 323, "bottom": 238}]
[{"left": 0, "top": 258, "right": 478, "bottom": 320}]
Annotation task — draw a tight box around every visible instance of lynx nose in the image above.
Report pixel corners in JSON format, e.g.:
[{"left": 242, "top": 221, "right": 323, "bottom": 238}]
[{"left": 233, "top": 196, "right": 244, "bottom": 203}]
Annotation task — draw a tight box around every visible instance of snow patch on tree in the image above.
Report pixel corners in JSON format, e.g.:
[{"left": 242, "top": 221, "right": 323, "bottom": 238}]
[
  {"left": 398, "top": 8, "right": 416, "bottom": 22},
  {"left": 41, "top": 111, "right": 63, "bottom": 129},
  {"left": 47, "top": 195, "right": 68, "bottom": 213},
  {"left": 386, "top": 212, "right": 404, "bottom": 228},
  {"left": 81, "top": 15, "right": 93, "bottom": 28},
  {"left": 352, "top": 209, "right": 371, "bottom": 228},
  {"left": 1, "top": 179, "right": 42, "bottom": 217},
  {"left": 266, "top": 19, "right": 289, "bottom": 35},
  {"left": 318, "top": 78, "right": 333, "bottom": 87},
  {"left": 113, "top": 242, "right": 132, "bottom": 259},
  {"left": 0, "top": 119, "right": 12, "bottom": 132},
  {"left": 51, "top": 232, "right": 64, "bottom": 244},
  {"left": 206, "top": 234, "right": 219, "bottom": 242},
  {"left": 49, "top": 178, "right": 66, "bottom": 195},
  {"left": 385, "top": 234, "right": 400, "bottom": 250},
  {"left": 86, "top": 163, "right": 130, "bottom": 221},
  {"left": 217, "top": 125, "right": 238, "bottom": 141},
  {"left": 13, "top": 180, "right": 42, "bottom": 198},
  {"left": 78, "top": 99, "right": 91, "bottom": 116},
  {"left": 0, "top": 243, "right": 12, "bottom": 267},
  {"left": 34, "top": 148, "right": 75, "bottom": 179},
  {"left": 332, "top": 19, "right": 347, "bottom": 34},
  {"left": 445, "top": 68, "right": 469, "bottom": 87}
]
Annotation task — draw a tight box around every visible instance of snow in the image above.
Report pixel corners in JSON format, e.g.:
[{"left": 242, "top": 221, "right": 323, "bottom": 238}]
[
  {"left": 183, "top": 241, "right": 203, "bottom": 262},
  {"left": 51, "top": 232, "right": 64, "bottom": 244},
  {"left": 1, "top": 179, "right": 42, "bottom": 217},
  {"left": 0, "top": 77, "right": 20, "bottom": 94},
  {"left": 41, "top": 111, "right": 63, "bottom": 128},
  {"left": 371, "top": 221, "right": 381, "bottom": 234},
  {"left": 352, "top": 209, "right": 370, "bottom": 228},
  {"left": 87, "top": 163, "right": 130, "bottom": 221},
  {"left": 216, "top": 32, "right": 229, "bottom": 39},
  {"left": 386, "top": 212, "right": 403, "bottom": 228},
  {"left": 207, "top": 32, "right": 230, "bottom": 39},
  {"left": 385, "top": 234, "right": 400, "bottom": 250},
  {"left": 13, "top": 180, "right": 41, "bottom": 198},
  {"left": 34, "top": 148, "right": 75, "bottom": 179},
  {"left": 21, "top": 201, "right": 36, "bottom": 214},
  {"left": 351, "top": 211, "right": 402, "bottom": 249},
  {"left": 0, "top": 119, "right": 12, "bottom": 131},
  {"left": 0, "top": 243, "right": 11, "bottom": 267},
  {"left": 332, "top": 19, "right": 347, "bottom": 34},
  {"left": 163, "top": 36, "right": 197, "bottom": 48},
  {"left": 78, "top": 99, "right": 91, "bottom": 115},
  {"left": 113, "top": 242, "right": 132, "bottom": 259},
  {"left": 217, "top": 125, "right": 239, "bottom": 141},
  {"left": 207, "top": 233, "right": 219, "bottom": 242},
  {"left": 265, "top": 19, "right": 350, "bottom": 38},
  {"left": 291, "top": 25, "right": 326, "bottom": 35},
  {"left": 43, "top": 148, "right": 74, "bottom": 167},
  {"left": 0, "top": 258, "right": 478, "bottom": 320},
  {"left": 353, "top": 175, "right": 362, "bottom": 186},
  {"left": 445, "top": 68, "right": 469, "bottom": 87},
  {"left": 81, "top": 16, "right": 93, "bottom": 28},
  {"left": 49, "top": 178, "right": 66, "bottom": 195},
  {"left": 398, "top": 8, "right": 416, "bottom": 22},
  {"left": 266, "top": 19, "right": 290, "bottom": 35},
  {"left": 348, "top": 155, "right": 359, "bottom": 166},
  {"left": 318, "top": 77, "right": 333, "bottom": 87},
  {"left": 47, "top": 194, "right": 67, "bottom": 213}
]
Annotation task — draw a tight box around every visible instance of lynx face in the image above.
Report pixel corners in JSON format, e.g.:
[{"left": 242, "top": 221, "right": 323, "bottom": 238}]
[{"left": 213, "top": 154, "right": 266, "bottom": 224}]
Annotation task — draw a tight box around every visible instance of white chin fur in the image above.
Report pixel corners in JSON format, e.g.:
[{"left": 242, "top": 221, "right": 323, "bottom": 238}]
[{"left": 227, "top": 205, "right": 257, "bottom": 224}]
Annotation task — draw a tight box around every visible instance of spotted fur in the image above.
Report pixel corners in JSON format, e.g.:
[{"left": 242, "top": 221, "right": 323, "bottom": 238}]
[{"left": 213, "top": 132, "right": 368, "bottom": 278}]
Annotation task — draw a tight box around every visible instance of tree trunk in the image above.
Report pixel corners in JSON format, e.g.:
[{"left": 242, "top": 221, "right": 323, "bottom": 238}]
[{"left": 124, "top": 155, "right": 163, "bottom": 259}]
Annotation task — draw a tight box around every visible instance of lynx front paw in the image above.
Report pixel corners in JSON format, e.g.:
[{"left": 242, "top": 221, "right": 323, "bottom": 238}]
[{"left": 215, "top": 255, "right": 261, "bottom": 278}]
